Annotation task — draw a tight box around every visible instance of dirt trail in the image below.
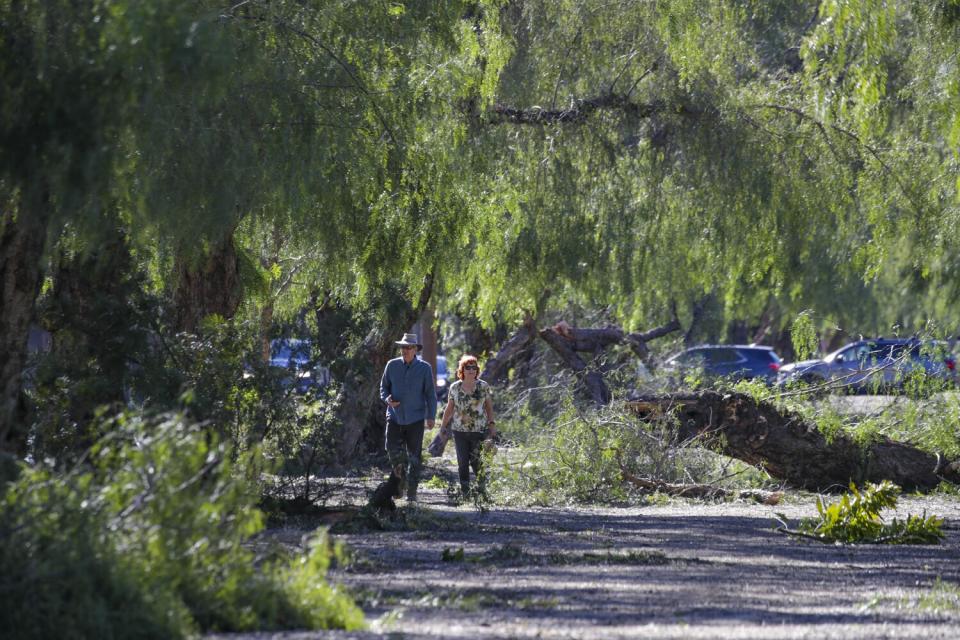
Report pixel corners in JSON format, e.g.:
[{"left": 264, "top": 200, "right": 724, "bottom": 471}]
[{"left": 216, "top": 489, "right": 960, "bottom": 640}]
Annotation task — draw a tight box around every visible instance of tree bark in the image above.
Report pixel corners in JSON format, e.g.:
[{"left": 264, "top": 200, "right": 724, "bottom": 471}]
[
  {"left": 629, "top": 391, "right": 960, "bottom": 492},
  {"left": 418, "top": 307, "right": 438, "bottom": 385},
  {"left": 684, "top": 293, "right": 719, "bottom": 346},
  {"left": 172, "top": 233, "right": 244, "bottom": 333},
  {"left": 539, "top": 325, "right": 612, "bottom": 405},
  {"left": 43, "top": 223, "right": 140, "bottom": 427},
  {"left": 624, "top": 305, "right": 681, "bottom": 363},
  {"left": 537, "top": 308, "right": 682, "bottom": 406},
  {"left": 0, "top": 207, "right": 48, "bottom": 462},
  {"left": 480, "top": 314, "right": 538, "bottom": 383}
]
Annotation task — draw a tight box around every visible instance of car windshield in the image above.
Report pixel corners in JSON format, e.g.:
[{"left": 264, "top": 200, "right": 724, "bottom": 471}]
[
  {"left": 823, "top": 346, "right": 848, "bottom": 363},
  {"left": 825, "top": 341, "right": 916, "bottom": 364}
]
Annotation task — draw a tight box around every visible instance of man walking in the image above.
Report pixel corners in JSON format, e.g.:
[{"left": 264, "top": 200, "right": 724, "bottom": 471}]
[{"left": 380, "top": 332, "right": 437, "bottom": 502}]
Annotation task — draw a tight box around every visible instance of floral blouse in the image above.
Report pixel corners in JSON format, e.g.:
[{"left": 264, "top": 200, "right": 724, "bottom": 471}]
[{"left": 447, "top": 379, "right": 492, "bottom": 433}]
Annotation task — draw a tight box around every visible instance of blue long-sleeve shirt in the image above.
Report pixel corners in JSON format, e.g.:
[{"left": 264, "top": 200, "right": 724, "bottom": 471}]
[{"left": 380, "top": 356, "right": 437, "bottom": 424}]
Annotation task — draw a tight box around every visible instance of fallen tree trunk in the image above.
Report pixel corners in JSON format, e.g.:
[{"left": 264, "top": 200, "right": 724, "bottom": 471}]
[
  {"left": 538, "top": 325, "right": 611, "bottom": 405},
  {"left": 629, "top": 391, "right": 960, "bottom": 492},
  {"left": 480, "top": 314, "right": 538, "bottom": 383}
]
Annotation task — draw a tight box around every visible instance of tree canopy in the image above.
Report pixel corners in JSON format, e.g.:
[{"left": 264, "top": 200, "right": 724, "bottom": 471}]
[{"left": 2, "top": 0, "right": 960, "bottom": 456}]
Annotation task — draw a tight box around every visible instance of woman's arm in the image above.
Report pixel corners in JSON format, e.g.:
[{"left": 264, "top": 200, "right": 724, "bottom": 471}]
[
  {"left": 483, "top": 395, "right": 496, "bottom": 439},
  {"left": 439, "top": 396, "right": 455, "bottom": 432}
]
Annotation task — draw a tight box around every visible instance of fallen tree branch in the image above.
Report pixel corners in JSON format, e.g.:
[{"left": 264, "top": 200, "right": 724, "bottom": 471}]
[
  {"left": 615, "top": 447, "right": 784, "bottom": 503},
  {"left": 480, "top": 314, "right": 538, "bottom": 383},
  {"left": 628, "top": 391, "right": 960, "bottom": 492},
  {"left": 490, "top": 95, "right": 667, "bottom": 125},
  {"left": 539, "top": 324, "right": 611, "bottom": 406}
]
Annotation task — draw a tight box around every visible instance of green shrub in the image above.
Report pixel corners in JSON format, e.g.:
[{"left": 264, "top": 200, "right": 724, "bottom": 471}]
[
  {"left": 0, "top": 472, "right": 188, "bottom": 639},
  {"left": 873, "top": 393, "right": 960, "bottom": 458},
  {"left": 777, "top": 481, "right": 944, "bottom": 544},
  {"left": 492, "top": 398, "right": 766, "bottom": 505},
  {"left": 0, "top": 412, "right": 364, "bottom": 639}
]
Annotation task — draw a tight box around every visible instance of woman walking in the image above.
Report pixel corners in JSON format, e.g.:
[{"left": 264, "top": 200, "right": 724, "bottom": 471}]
[{"left": 438, "top": 354, "right": 497, "bottom": 499}]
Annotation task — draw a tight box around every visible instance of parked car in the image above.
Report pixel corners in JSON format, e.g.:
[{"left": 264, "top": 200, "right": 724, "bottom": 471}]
[
  {"left": 777, "top": 338, "right": 957, "bottom": 393},
  {"left": 435, "top": 354, "right": 449, "bottom": 403},
  {"left": 663, "top": 345, "right": 783, "bottom": 384},
  {"left": 268, "top": 338, "right": 331, "bottom": 394}
]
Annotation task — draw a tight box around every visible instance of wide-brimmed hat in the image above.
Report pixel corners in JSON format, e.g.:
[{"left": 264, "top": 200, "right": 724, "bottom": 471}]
[{"left": 395, "top": 333, "right": 422, "bottom": 349}]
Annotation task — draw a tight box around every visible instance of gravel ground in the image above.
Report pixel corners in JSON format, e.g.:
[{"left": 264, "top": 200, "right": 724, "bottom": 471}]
[
  {"left": 207, "top": 394, "right": 960, "bottom": 639},
  {"left": 214, "top": 486, "right": 960, "bottom": 640}
]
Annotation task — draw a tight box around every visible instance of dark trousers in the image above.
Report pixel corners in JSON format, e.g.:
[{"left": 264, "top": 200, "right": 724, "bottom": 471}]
[
  {"left": 385, "top": 418, "right": 424, "bottom": 499},
  {"left": 453, "top": 431, "right": 486, "bottom": 495}
]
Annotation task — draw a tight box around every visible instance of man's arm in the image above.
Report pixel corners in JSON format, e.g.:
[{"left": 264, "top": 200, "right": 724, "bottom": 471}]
[
  {"left": 380, "top": 361, "right": 392, "bottom": 403},
  {"left": 423, "top": 362, "right": 437, "bottom": 427}
]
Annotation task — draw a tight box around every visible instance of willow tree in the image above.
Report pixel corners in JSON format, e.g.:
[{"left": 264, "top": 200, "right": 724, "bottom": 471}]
[
  {"left": 797, "top": 0, "right": 960, "bottom": 333},
  {"left": 427, "top": 0, "right": 959, "bottom": 356},
  {"left": 0, "top": 0, "right": 510, "bottom": 462},
  {"left": 210, "top": 1, "right": 512, "bottom": 459},
  {"left": 0, "top": 0, "right": 327, "bottom": 458},
  {"left": 0, "top": 0, "right": 235, "bottom": 459},
  {"left": 5, "top": 0, "right": 958, "bottom": 465}
]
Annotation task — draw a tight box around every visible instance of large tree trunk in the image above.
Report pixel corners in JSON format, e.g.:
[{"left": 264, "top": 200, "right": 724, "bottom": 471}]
[
  {"left": 0, "top": 208, "right": 48, "bottom": 463},
  {"left": 630, "top": 391, "right": 960, "bottom": 492},
  {"left": 417, "top": 307, "right": 438, "bottom": 384},
  {"left": 42, "top": 223, "right": 144, "bottom": 434},
  {"left": 172, "top": 233, "right": 244, "bottom": 333}
]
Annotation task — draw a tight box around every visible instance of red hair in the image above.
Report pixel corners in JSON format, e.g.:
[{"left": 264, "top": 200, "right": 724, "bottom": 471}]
[{"left": 456, "top": 354, "right": 480, "bottom": 380}]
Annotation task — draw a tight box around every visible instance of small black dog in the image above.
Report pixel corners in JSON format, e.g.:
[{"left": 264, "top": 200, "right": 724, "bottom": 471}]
[{"left": 366, "top": 465, "right": 405, "bottom": 512}]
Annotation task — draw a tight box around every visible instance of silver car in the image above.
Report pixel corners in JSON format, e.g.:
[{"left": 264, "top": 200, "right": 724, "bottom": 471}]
[{"left": 777, "top": 338, "right": 957, "bottom": 393}]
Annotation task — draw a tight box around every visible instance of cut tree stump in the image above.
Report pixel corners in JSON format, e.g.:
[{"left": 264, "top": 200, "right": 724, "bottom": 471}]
[{"left": 629, "top": 391, "right": 960, "bottom": 493}]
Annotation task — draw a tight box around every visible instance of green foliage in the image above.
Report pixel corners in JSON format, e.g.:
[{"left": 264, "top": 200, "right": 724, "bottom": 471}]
[
  {"left": 815, "top": 408, "right": 849, "bottom": 445},
  {"left": 494, "top": 398, "right": 629, "bottom": 505},
  {"left": 28, "top": 288, "right": 346, "bottom": 506},
  {"left": 791, "top": 311, "right": 819, "bottom": 361},
  {"left": 169, "top": 318, "right": 346, "bottom": 504},
  {"left": 914, "top": 578, "right": 960, "bottom": 614},
  {"left": 780, "top": 481, "right": 944, "bottom": 544},
  {"left": 493, "top": 397, "right": 766, "bottom": 506},
  {"left": 7, "top": 0, "right": 960, "bottom": 512},
  {"left": 25, "top": 222, "right": 160, "bottom": 465},
  {"left": 0, "top": 413, "right": 363, "bottom": 639},
  {"left": 423, "top": 475, "right": 449, "bottom": 490},
  {"left": 441, "top": 546, "right": 466, "bottom": 562},
  {"left": 865, "top": 393, "right": 960, "bottom": 459}
]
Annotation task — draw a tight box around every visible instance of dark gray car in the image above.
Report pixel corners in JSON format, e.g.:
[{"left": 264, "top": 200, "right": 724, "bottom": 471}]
[
  {"left": 663, "top": 345, "right": 783, "bottom": 384},
  {"left": 777, "top": 338, "right": 957, "bottom": 393}
]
